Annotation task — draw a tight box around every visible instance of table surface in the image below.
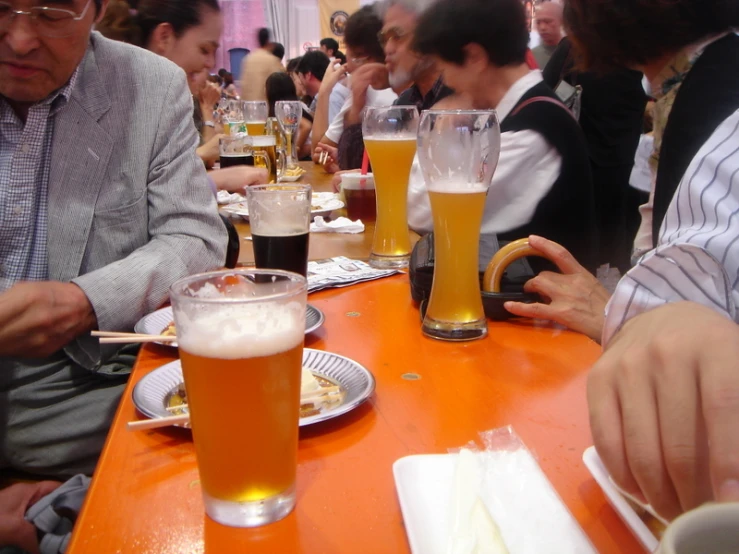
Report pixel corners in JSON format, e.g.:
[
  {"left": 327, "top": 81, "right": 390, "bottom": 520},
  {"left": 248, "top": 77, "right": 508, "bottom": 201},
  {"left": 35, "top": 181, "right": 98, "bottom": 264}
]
[{"left": 66, "top": 163, "right": 640, "bottom": 554}]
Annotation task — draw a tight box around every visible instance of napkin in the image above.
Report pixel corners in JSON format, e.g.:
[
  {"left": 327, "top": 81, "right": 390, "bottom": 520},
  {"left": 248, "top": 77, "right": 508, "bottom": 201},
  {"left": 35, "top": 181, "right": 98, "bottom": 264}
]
[
  {"left": 216, "top": 190, "right": 246, "bottom": 205},
  {"left": 310, "top": 216, "right": 365, "bottom": 234}
]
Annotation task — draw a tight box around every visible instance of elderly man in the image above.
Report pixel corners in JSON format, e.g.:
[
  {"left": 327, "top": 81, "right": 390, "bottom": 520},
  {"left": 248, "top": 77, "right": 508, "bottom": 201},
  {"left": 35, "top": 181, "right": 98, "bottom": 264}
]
[
  {"left": 531, "top": 1, "right": 563, "bottom": 69},
  {"left": 0, "top": 0, "right": 227, "bottom": 482}
]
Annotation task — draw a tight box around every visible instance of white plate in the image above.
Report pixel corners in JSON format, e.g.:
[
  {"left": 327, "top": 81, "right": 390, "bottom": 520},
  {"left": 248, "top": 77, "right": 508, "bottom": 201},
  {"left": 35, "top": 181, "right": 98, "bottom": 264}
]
[
  {"left": 131, "top": 348, "right": 375, "bottom": 427},
  {"left": 582, "top": 446, "right": 661, "bottom": 552},
  {"left": 393, "top": 452, "right": 596, "bottom": 554},
  {"left": 279, "top": 174, "right": 304, "bottom": 182},
  {"left": 134, "top": 304, "right": 325, "bottom": 348},
  {"left": 220, "top": 192, "right": 344, "bottom": 221}
]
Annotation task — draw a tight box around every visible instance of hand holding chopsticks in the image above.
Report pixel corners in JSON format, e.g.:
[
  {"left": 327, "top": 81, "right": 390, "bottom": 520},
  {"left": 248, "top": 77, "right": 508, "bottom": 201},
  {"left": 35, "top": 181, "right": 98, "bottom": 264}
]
[{"left": 91, "top": 331, "right": 177, "bottom": 344}]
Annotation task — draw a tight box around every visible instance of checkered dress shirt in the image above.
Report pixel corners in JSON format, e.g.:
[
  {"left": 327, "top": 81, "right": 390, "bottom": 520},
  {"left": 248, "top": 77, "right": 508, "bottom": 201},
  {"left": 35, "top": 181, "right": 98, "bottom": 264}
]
[{"left": 0, "top": 68, "right": 79, "bottom": 291}]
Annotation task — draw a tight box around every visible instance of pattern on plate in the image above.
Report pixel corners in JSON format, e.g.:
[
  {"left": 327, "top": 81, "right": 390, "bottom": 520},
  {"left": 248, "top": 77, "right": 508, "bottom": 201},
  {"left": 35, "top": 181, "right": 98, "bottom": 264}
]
[{"left": 132, "top": 348, "right": 375, "bottom": 427}]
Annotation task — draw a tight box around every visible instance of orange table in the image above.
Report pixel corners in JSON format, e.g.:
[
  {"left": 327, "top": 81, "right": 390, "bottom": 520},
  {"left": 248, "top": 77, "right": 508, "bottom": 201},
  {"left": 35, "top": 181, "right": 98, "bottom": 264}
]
[{"left": 66, "top": 274, "right": 641, "bottom": 553}]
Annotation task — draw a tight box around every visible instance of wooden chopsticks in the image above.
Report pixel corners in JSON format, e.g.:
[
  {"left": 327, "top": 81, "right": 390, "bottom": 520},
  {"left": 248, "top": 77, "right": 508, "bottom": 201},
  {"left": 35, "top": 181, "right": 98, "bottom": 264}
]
[{"left": 91, "top": 331, "right": 177, "bottom": 344}]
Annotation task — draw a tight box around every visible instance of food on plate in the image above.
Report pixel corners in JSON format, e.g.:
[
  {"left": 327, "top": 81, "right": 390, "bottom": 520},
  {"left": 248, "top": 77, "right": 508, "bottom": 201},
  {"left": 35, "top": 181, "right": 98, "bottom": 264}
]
[
  {"left": 284, "top": 166, "right": 306, "bottom": 178},
  {"left": 165, "top": 366, "right": 345, "bottom": 419},
  {"left": 160, "top": 321, "right": 177, "bottom": 337}
]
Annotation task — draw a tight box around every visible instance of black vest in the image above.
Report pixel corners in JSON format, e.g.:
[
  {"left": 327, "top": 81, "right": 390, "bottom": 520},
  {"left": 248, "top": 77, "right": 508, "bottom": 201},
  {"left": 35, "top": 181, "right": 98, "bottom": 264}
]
[
  {"left": 498, "top": 82, "right": 598, "bottom": 272},
  {"left": 653, "top": 34, "right": 739, "bottom": 245}
]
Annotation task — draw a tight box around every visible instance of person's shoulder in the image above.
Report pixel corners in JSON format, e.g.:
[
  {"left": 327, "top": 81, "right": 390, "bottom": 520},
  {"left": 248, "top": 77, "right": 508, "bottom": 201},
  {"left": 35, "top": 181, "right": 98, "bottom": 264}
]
[{"left": 89, "top": 32, "right": 184, "bottom": 82}]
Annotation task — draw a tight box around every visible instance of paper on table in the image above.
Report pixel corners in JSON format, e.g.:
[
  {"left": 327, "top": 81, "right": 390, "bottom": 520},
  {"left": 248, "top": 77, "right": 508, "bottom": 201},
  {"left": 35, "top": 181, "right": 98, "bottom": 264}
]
[
  {"left": 310, "top": 216, "right": 365, "bottom": 234},
  {"left": 307, "top": 256, "right": 400, "bottom": 293}
]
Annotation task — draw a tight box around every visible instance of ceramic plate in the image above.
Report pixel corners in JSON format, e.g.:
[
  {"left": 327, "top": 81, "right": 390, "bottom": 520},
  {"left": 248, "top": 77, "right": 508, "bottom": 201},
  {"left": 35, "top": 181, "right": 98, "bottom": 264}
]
[
  {"left": 131, "top": 348, "right": 375, "bottom": 427},
  {"left": 134, "top": 304, "right": 325, "bottom": 348},
  {"left": 220, "top": 192, "right": 344, "bottom": 221},
  {"left": 583, "top": 446, "right": 663, "bottom": 551}
]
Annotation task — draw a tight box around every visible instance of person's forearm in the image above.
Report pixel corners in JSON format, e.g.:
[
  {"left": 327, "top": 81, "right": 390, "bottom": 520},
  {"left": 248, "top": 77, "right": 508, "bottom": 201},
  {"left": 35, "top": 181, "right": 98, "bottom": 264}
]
[
  {"left": 311, "top": 92, "right": 333, "bottom": 154},
  {"left": 200, "top": 103, "right": 216, "bottom": 144}
]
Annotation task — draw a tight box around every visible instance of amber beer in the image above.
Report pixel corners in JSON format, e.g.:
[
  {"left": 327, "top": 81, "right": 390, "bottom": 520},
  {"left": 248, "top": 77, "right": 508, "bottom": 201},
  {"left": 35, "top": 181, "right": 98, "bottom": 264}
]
[
  {"left": 171, "top": 270, "right": 307, "bottom": 528},
  {"left": 425, "top": 187, "right": 488, "bottom": 336},
  {"left": 363, "top": 137, "right": 416, "bottom": 266},
  {"left": 252, "top": 135, "right": 280, "bottom": 182},
  {"left": 246, "top": 121, "right": 267, "bottom": 136}
]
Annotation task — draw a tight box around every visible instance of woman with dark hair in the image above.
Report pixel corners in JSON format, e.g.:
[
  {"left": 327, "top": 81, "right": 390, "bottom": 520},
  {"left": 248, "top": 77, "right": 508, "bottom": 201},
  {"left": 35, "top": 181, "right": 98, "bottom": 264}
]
[
  {"left": 265, "top": 72, "right": 314, "bottom": 160},
  {"left": 559, "top": 0, "right": 739, "bottom": 522}
]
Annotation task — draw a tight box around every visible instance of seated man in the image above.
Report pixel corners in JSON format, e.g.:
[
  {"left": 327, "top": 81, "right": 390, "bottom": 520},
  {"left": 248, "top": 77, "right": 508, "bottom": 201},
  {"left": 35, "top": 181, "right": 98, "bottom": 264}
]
[
  {"left": 0, "top": 0, "right": 227, "bottom": 480},
  {"left": 410, "top": 0, "right": 598, "bottom": 272}
]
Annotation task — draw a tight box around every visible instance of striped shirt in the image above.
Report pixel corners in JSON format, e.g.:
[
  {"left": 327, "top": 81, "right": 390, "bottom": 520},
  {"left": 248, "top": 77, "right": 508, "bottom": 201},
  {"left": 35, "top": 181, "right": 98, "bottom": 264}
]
[
  {"left": 603, "top": 108, "right": 739, "bottom": 344},
  {"left": 0, "top": 69, "right": 79, "bottom": 292}
]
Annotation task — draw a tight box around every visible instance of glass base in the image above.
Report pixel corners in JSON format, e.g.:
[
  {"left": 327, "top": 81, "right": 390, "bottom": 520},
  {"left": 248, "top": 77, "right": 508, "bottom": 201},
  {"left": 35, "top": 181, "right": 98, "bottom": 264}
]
[
  {"left": 203, "top": 483, "right": 295, "bottom": 527},
  {"left": 421, "top": 316, "right": 488, "bottom": 341},
  {"left": 369, "top": 252, "right": 409, "bottom": 269}
]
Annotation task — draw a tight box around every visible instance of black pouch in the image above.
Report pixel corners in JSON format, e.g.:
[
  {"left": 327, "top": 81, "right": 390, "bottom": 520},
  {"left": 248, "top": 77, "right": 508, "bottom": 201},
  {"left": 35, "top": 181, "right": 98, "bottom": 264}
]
[{"left": 409, "top": 233, "right": 540, "bottom": 321}]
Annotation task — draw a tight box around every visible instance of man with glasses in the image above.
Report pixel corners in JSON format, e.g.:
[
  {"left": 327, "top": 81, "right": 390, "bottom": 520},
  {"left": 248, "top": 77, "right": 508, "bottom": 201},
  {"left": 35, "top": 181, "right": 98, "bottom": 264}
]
[{"left": 0, "top": 0, "right": 226, "bottom": 512}]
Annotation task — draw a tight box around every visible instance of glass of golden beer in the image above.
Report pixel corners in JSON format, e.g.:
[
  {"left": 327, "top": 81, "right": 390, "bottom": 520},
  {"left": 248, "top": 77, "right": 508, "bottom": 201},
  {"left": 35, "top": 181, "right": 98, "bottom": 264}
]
[
  {"left": 417, "top": 110, "right": 501, "bottom": 341},
  {"left": 250, "top": 135, "right": 286, "bottom": 183},
  {"left": 362, "top": 106, "right": 419, "bottom": 269},
  {"left": 170, "top": 269, "right": 307, "bottom": 527},
  {"left": 243, "top": 101, "right": 268, "bottom": 135},
  {"left": 247, "top": 184, "right": 312, "bottom": 277},
  {"left": 275, "top": 100, "right": 302, "bottom": 169}
]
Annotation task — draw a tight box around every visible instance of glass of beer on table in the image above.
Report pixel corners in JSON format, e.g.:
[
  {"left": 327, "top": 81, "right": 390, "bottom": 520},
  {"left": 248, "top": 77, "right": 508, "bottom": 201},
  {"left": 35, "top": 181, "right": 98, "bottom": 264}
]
[
  {"left": 417, "top": 110, "right": 501, "bottom": 341},
  {"left": 243, "top": 101, "right": 268, "bottom": 136},
  {"left": 247, "top": 184, "right": 312, "bottom": 277},
  {"left": 219, "top": 133, "right": 255, "bottom": 168},
  {"left": 170, "top": 268, "right": 307, "bottom": 527},
  {"left": 275, "top": 100, "right": 302, "bottom": 169},
  {"left": 362, "top": 106, "right": 419, "bottom": 269},
  {"left": 340, "top": 172, "right": 376, "bottom": 222},
  {"left": 221, "top": 98, "right": 244, "bottom": 135},
  {"left": 251, "top": 135, "right": 286, "bottom": 183}
]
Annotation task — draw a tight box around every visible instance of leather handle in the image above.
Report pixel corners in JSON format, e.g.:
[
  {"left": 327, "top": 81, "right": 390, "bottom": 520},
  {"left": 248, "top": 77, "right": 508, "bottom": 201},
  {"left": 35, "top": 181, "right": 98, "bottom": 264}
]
[{"left": 482, "top": 238, "right": 548, "bottom": 293}]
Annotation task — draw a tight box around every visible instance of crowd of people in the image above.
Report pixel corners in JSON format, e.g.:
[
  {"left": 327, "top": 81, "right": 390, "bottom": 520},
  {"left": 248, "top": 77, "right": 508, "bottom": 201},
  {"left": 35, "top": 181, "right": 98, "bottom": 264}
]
[{"left": 1, "top": 0, "right": 738, "bottom": 550}]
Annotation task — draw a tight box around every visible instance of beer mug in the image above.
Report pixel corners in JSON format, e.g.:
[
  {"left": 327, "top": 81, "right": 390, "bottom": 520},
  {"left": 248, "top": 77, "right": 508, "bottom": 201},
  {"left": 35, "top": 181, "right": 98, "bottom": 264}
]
[
  {"left": 417, "top": 110, "right": 501, "bottom": 341},
  {"left": 219, "top": 133, "right": 254, "bottom": 168},
  {"left": 247, "top": 184, "right": 312, "bottom": 277},
  {"left": 170, "top": 269, "right": 307, "bottom": 527},
  {"left": 243, "top": 101, "right": 268, "bottom": 136},
  {"left": 265, "top": 117, "right": 285, "bottom": 151},
  {"left": 362, "top": 106, "right": 419, "bottom": 269},
  {"left": 221, "top": 98, "right": 244, "bottom": 135},
  {"left": 250, "top": 135, "right": 286, "bottom": 183}
]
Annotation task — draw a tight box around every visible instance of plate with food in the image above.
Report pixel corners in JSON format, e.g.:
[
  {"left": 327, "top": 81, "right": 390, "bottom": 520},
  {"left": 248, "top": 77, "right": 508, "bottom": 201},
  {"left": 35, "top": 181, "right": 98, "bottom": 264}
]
[
  {"left": 220, "top": 192, "right": 344, "bottom": 221},
  {"left": 131, "top": 348, "right": 375, "bottom": 427},
  {"left": 134, "top": 304, "right": 325, "bottom": 347},
  {"left": 583, "top": 446, "right": 667, "bottom": 551}
]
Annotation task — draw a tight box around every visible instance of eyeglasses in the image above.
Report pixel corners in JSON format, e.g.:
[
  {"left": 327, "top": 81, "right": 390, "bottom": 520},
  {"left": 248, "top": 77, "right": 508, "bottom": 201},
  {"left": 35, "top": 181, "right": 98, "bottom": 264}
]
[
  {"left": 377, "top": 26, "right": 410, "bottom": 48},
  {"left": 0, "top": 0, "right": 92, "bottom": 38}
]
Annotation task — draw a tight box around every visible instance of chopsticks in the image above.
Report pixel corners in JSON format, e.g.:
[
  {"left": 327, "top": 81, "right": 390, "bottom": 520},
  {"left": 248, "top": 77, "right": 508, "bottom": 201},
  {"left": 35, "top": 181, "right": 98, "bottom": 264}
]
[
  {"left": 129, "top": 386, "right": 343, "bottom": 431},
  {"left": 91, "top": 331, "right": 177, "bottom": 344},
  {"left": 319, "top": 150, "right": 329, "bottom": 166}
]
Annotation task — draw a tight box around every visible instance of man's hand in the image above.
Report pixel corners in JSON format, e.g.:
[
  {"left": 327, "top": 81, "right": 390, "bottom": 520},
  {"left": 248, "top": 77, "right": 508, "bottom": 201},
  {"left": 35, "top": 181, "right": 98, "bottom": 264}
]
[
  {"left": 199, "top": 82, "right": 222, "bottom": 110},
  {"left": 209, "top": 166, "right": 269, "bottom": 192},
  {"left": 0, "top": 282, "right": 97, "bottom": 358},
  {"left": 312, "top": 143, "right": 340, "bottom": 174},
  {"left": 589, "top": 302, "right": 739, "bottom": 521},
  {"left": 318, "top": 62, "right": 347, "bottom": 97},
  {"left": 345, "top": 63, "right": 390, "bottom": 126},
  {"left": 503, "top": 235, "right": 609, "bottom": 341},
  {"left": 0, "top": 481, "right": 61, "bottom": 554}
]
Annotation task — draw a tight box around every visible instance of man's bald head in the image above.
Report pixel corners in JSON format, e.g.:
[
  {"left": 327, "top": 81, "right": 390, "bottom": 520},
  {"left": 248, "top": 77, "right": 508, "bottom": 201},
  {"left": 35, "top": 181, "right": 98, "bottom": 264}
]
[{"left": 535, "top": 1, "right": 563, "bottom": 46}]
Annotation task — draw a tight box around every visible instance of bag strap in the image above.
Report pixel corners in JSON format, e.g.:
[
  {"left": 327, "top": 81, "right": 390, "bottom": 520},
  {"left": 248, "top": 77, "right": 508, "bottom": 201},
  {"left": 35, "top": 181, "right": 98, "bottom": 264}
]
[{"left": 510, "top": 96, "right": 578, "bottom": 120}]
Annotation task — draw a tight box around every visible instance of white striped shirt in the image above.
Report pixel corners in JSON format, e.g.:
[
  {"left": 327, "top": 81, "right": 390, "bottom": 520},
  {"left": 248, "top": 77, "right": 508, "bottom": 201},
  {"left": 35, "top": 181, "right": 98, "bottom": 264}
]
[{"left": 603, "top": 108, "right": 739, "bottom": 345}]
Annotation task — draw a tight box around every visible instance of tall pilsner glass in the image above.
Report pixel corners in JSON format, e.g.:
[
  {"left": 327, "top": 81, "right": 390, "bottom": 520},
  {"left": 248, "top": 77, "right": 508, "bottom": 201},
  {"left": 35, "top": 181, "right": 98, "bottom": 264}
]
[
  {"left": 362, "top": 106, "right": 419, "bottom": 269},
  {"left": 170, "top": 269, "right": 307, "bottom": 527},
  {"left": 244, "top": 101, "right": 268, "bottom": 136},
  {"left": 417, "top": 110, "right": 501, "bottom": 341}
]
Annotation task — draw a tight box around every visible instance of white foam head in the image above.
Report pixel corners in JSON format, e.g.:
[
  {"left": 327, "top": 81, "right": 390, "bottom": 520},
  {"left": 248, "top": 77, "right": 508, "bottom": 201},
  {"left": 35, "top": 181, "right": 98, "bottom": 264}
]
[{"left": 425, "top": 179, "right": 489, "bottom": 194}]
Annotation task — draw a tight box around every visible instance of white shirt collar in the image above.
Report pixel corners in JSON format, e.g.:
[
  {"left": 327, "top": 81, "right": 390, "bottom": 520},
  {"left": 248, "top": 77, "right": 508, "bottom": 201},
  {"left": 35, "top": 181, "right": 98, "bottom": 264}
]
[{"left": 495, "top": 70, "right": 544, "bottom": 122}]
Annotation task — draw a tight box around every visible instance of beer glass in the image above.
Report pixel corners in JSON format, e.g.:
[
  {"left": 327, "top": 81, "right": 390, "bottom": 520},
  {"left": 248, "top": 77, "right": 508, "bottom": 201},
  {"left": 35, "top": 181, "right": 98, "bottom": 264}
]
[
  {"left": 243, "top": 101, "right": 268, "bottom": 136},
  {"left": 219, "top": 133, "right": 255, "bottom": 168},
  {"left": 170, "top": 269, "right": 307, "bottom": 527},
  {"left": 221, "top": 98, "right": 244, "bottom": 135},
  {"left": 247, "top": 184, "right": 312, "bottom": 277},
  {"left": 275, "top": 100, "right": 302, "bottom": 169},
  {"left": 340, "top": 172, "right": 376, "bottom": 221},
  {"left": 251, "top": 135, "right": 286, "bottom": 183},
  {"left": 266, "top": 117, "right": 285, "bottom": 151},
  {"left": 362, "top": 106, "right": 419, "bottom": 269},
  {"left": 417, "top": 110, "right": 501, "bottom": 341}
]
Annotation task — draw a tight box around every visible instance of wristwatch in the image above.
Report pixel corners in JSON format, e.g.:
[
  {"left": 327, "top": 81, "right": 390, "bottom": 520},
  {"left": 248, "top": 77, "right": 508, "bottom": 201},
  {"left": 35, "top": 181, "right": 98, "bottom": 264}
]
[{"left": 203, "top": 121, "right": 215, "bottom": 128}]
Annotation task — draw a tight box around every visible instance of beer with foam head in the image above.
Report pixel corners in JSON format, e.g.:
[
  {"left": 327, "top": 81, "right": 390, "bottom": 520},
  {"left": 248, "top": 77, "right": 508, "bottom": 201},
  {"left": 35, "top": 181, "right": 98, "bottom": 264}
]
[
  {"left": 363, "top": 106, "right": 419, "bottom": 269},
  {"left": 171, "top": 270, "right": 307, "bottom": 527}
]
